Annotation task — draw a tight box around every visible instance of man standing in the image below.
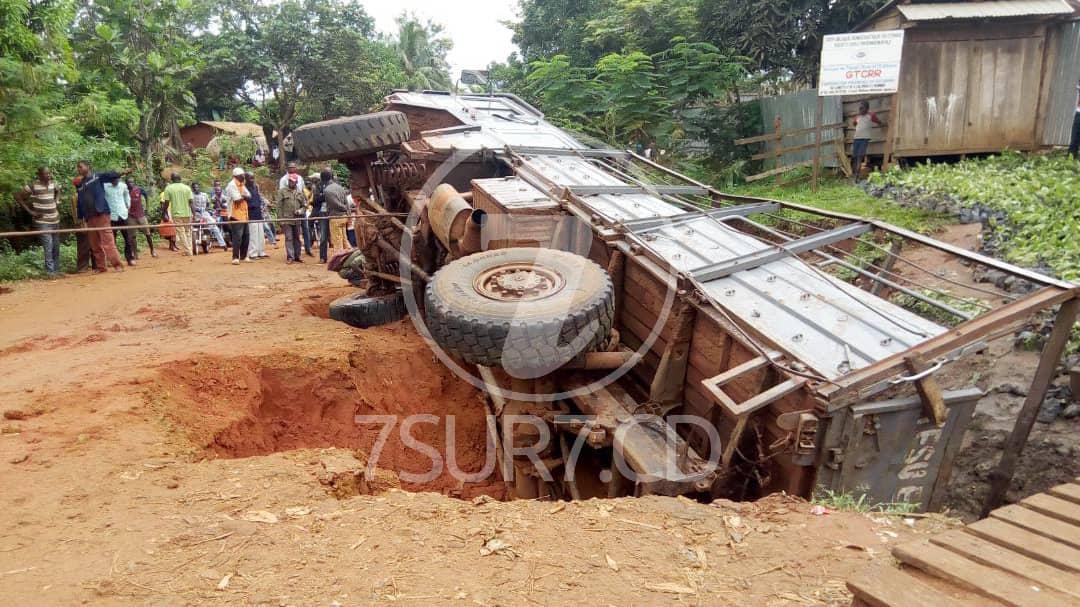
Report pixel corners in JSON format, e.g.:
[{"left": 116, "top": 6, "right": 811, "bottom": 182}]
[
  {"left": 125, "top": 178, "right": 156, "bottom": 259},
  {"left": 278, "top": 161, "right": 305, "bottom": 192},
  {"left": 275, "top": 174, "right": 307, "bottom": 263},
  {"left": 75, "top": 161, "right": 126, "bottom": 272},
  {"left": 104, "top": 175, "right": 134, "bottom": 266},
  {"left": 224, "top": 167, "right": 252, "bottom": 264},
  {"left": 321, "top": 169, "right": 351, "bottom": 260},
  {"left": 70, "top": 176, "right": 94, "bottom": 272},
  {"left": 14, "top": 167, "right": 62, "bottom": 276},
  {"left": 309, "top": 173, "right": 331, "bottom": 262},
  {"left": 851, "top": 100, "right": 884, "bottom": 181},
  {"left": 246, "top": 172, "right": 268, "bottom": 259},
  {"left": 1069, "top": 79, "right": 1079, "bottom": 158},
  {"left": 302, "top": 175, "right": 317, "bottom": 257},
  {"left": 163, "top": 173, "right": 195, "bottom": 256}
]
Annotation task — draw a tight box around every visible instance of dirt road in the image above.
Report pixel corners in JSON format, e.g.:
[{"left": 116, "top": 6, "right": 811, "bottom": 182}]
[{"left": 0, "top": 245, "right": 949, "bottom": 605}]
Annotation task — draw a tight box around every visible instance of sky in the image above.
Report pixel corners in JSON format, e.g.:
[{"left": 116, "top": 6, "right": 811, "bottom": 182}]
[{"left": 361, "top": 0, "right": 520, "bottom": 82}]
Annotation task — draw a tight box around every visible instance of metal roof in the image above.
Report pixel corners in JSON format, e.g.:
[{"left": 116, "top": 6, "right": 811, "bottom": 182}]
[
  {"left": 898, "top": 0, "right": 1074, "bottom": 20},
  {"left": 186, "top": 121, "right": 265, "bottom": 137}
]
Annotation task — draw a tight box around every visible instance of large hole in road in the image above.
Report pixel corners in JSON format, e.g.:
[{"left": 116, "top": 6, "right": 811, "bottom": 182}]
[{"left": 158, "top": 332, "right": 505, "bottom": 500}]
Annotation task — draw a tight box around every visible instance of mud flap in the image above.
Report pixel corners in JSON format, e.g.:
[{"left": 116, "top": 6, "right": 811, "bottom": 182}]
[{"left": 813, "top": 388, "right": 981, "bottom": 511}]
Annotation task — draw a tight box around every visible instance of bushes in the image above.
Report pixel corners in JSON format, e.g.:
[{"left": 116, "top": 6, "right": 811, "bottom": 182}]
[
  {"left": 0, "top": 239, "right": 78, "bottom": 282},
  {"left": 871, "top": 152, "right": 1080, "bottom": 281}
]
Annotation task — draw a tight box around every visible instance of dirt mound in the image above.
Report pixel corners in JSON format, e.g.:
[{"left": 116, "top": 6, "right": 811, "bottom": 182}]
[{"left": 157, "top": 328, "right": 505, "bottom": 499}]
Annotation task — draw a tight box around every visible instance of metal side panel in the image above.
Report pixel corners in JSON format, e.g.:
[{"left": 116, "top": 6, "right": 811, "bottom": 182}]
[
  {"left": 518, "top": 152, "right": 948, "bottom": 379},
  {"left": 814, "top": 388, "right": 981, "bottom": 512}
]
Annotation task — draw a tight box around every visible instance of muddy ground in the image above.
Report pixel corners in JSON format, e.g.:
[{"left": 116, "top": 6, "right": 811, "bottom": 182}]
[{"left": 0, "top": 224, "right": 1072, "bottom": 604}]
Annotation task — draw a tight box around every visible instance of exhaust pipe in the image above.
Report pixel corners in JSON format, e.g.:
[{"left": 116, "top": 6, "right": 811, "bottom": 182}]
[{"left": 428, "top": 184, "right": 483, "bottom": 258}]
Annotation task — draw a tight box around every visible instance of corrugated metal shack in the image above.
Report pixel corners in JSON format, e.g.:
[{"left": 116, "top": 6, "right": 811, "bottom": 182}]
[
  {"left": 860, "top": 0, "right": 1079, "bottom": 156},
  {"left": 759, "top": 0, "right": 1080, "bottom": 160}
]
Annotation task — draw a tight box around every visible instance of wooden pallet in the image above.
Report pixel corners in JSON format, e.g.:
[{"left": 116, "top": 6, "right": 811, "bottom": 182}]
[{"left": 847, "top": 480, "right": 1080, "bottom": 607}]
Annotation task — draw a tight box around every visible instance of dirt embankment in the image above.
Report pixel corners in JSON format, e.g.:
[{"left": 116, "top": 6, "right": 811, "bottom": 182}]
[{"left": 0, "top": 248, "right": 949, "bottom": 605}]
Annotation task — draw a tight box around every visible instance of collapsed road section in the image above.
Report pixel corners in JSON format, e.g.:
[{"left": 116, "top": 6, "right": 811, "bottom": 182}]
[{"left": 293, "top": 91, "right": 1079, "bottom": 510}]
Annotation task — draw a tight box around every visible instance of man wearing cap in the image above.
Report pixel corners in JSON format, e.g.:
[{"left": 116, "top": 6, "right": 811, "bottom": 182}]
[
  {"left": 275, "top": 173, "right": 307, "bottom": 263},
  {"left": 278, "top": 161, "right": 305, "bottom": 192},
  {"left": 224, "top": 166, "right": 252, "bottom": 264},
  {"left": 163, "top": 173, "right": 195, "bottom": 256}
]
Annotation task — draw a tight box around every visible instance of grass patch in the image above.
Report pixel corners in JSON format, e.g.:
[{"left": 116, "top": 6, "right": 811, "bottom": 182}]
[
  {"left": 0, "top": 239, "right": 79, "bottom": 281},
  {"left": 728, "top": 172, "right": 947, "bottom": 234},
  {"left": 812, "top": 489, "right": 918, "bottom": 515}
]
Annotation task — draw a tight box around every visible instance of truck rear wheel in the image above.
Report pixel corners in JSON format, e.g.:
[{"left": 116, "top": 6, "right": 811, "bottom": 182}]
[
  {"left": 424, "top": 248, "right": 614, "bottom": 375},
  {"left": 293, "top": 111, "right": 411, "bottom": 161},
  {"left": 329, "top": 291, "right": 406, "bottom": 328}
]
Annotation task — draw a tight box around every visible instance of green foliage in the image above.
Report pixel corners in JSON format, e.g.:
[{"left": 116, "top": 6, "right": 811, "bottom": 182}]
[
  {"left": 890, "top": 289, "right": 988, "bottom": 327},
  {"left": 683, "top": 101, "right": 762, "bottom": 179},
  {"left": 698, "top": 0, "right": 880, "bottom": 84},
  {"left": 196, "top": 0, "right": 407, "bottom": 150},
  {"left": 813, "top": 489, "right": 918, "bottom": 515},
  {"left": 871, "top": 153, "right": 1080, "bottom": 281},
  {"left": 727, "top": 173, "right": 947, "bottom": 233},
  {"left": 526, "top": 43, "right": 745, "bottom": 147},
  {"left": 0, "top": 239, "right": 78, "bottom": 282},
  {"left": 392, "top": 12, "right": 452, "bottom": 91},
  {"left": 74, "top": 0, "right": 201, "bottom": 167},
  {"left": 513, "top": 0, "right": 616, "bottom": 65},
  {"left": 585, "top": 0, "right": 700, "bottom": 56}
]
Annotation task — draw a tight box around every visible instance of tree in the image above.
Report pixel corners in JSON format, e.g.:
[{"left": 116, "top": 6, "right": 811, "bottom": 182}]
[
  {"left": 391, "top": 13, "right": 452, "bottom": 91},
  {"left": 698, "top": 0, "right": 881, "bottom": 84},
  {"left": 74, "top": 0, "right": 201, "bottom": 167},
  {"left": 585, "top": 0, "right": 700, "bottom": 56},
  {"left": 513, "top": 0, "right": 615, "bottom": 65},
  {"left": 192, "top": 0, "right": 406, "bottom": 156}
]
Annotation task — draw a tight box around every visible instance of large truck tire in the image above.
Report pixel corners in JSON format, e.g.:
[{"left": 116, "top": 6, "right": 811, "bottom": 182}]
[
  {"left": 292, "top": 111, "right": 410, "bottom": 161},
  {"left": 329, "top": 291, "right": 406, "bottom": 328},
  {"left": 425, "top": 248, "right": 614, "bottom": 375}
]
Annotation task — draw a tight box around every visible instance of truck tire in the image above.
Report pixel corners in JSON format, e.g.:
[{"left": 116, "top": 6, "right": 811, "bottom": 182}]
[
  {"left": 292, "top": 111, "right": 410, "bottom": 161},
  {"left": 329, "top": 291, "right": 406, "bottom": 328},
  {"left": 425, "top": 248, "right": 614, "bottom": 375}
]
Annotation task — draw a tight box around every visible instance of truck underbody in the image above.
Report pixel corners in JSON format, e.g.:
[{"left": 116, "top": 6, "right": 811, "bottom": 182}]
[{"left": 294, "top": 91, "right": 1079, "bottom": 509}]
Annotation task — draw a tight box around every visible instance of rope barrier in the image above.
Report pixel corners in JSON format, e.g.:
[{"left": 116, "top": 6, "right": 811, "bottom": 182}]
[{"left": 0, "top": 212, "right": 409, "bottom": 239}]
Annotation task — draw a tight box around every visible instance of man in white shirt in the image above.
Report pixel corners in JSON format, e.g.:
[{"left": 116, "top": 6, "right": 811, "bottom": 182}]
[{"left": 278, "top": 161, "right": 305, "bottom": 192}]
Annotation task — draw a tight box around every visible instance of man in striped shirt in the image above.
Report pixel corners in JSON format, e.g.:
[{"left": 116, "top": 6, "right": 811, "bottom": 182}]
[{"left": 15, "top": 167, "right": 62, "bottom": 276}]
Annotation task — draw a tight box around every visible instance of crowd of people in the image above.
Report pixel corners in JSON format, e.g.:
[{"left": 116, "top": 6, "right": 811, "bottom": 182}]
[{"left": 14, "top": 160, "right": 359, "bottom": 277}]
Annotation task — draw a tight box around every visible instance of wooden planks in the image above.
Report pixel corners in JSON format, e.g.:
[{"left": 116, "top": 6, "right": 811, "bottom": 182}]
[
  {"left": 967, "top": 517, "right": 1080, "bottom": 574},
  {"left": 991, "top": 504, "right": 1080, "bottom": 549},
  {"left": 847, "top": 566, "right": 977, "bottom": 607},
  {"left": 1021, "top": 493, "right": 1080, "bottom": 526},
  {"left": 893, "top": 541, "right": 1074, "bottom": 607},
  {"left": 1049, "top": 483, "right": 1080, "bottom": 506},
  {"left": 850, "top": 483, "right": 1080, "bottom": 607},
  {"left": 929, "top": 530, "right": 1080, "bottom": 600}
]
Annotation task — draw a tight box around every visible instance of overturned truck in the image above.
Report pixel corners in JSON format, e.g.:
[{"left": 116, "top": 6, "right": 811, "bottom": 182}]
[{"left": 293, "top": 91, "right": 1079, "bottom": 508}]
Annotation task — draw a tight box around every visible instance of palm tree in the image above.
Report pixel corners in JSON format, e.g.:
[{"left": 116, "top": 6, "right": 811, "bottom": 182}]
[{"left": 393, "top": 13, "right": 452, "bottom": 91}]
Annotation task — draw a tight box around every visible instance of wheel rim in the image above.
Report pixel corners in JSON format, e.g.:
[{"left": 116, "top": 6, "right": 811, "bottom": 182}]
[{"left": 473, "top": 263, "right": 566, "bottom": 302}]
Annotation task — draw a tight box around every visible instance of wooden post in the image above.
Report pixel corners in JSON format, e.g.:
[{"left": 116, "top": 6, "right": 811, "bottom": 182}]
[
  {"left": 904, "top": 355, "right": 948, "bottom": 426},
  {"left": 812, "top": 95, "right": 824, "bottom": 192},
  {"left": 870, "top": 239, "right": 903, "bottom": 296},
  {"left": 882, "top": 93, "right": 899, "bottom": 172},
  {"left": 981, "top": 298, "right": 1080, "bottom": 517},
  {"left": 773, "top": 115, "right": 783, "bottom": 185}
]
